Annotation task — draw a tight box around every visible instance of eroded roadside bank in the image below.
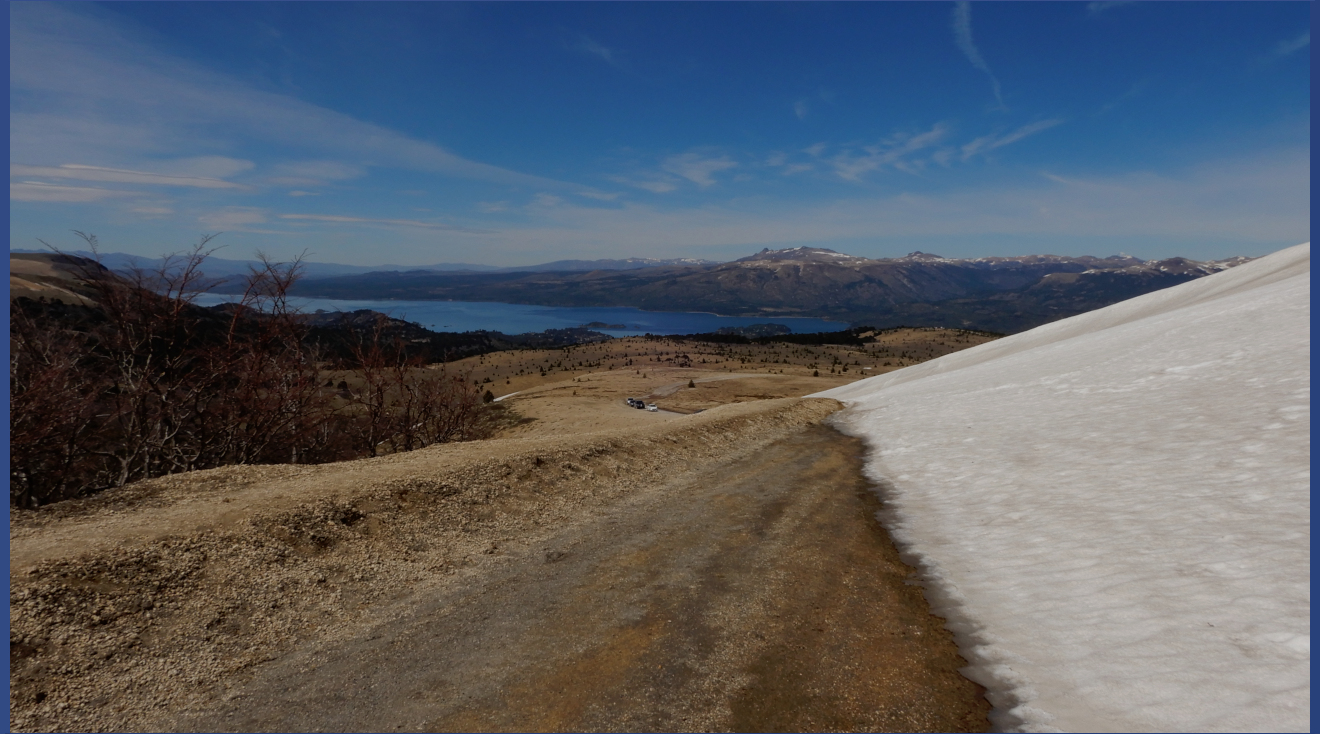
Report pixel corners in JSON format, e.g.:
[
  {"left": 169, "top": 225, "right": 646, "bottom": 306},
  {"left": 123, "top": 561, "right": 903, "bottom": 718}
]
[{"left": 11, "top": 397, "right": 989, "bottom": 732}]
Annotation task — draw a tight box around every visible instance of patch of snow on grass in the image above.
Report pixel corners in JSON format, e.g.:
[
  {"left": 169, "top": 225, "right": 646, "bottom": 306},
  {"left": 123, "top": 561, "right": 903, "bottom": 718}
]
[{"left": 815, "top": 243, "right": 1310, "bottom": 732}]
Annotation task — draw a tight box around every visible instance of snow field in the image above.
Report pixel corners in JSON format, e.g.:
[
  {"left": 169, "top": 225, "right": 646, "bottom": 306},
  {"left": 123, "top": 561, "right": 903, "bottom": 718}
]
[{"left": 815, "top": 243, "right": 1310, "bottom": 732}]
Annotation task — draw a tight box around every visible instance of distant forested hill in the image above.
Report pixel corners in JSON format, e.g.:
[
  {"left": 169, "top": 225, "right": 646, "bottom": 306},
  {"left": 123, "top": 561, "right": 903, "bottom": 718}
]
[{"left": 281, "top": 247, "right": 1251, "bottom": 334}]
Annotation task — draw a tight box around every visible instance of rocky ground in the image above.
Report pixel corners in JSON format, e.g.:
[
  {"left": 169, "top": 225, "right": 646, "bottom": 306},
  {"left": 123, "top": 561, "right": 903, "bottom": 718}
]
[{"left": 11, "top": 369, "right": 992, "bottom": 733}]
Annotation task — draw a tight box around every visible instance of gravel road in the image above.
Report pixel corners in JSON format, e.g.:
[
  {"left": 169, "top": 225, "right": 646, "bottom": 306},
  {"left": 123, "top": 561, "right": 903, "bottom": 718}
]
[{"left": 11, "top": 399, "right": 988, "bottom": 732}]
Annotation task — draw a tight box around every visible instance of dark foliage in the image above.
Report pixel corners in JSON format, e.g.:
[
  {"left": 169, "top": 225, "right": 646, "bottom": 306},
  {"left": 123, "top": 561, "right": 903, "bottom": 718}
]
[
  {"left": 665, "top": 324, "right": 1005, "bottom": 347},
  {"left": 751, "top": 327, "right": 874, "bottom": 346},
  {"left": 664, "top": 332, "right": 751, "bottom": 344},
  {"left": 10, "top": 236, "right": 486, "bottom": 508}
]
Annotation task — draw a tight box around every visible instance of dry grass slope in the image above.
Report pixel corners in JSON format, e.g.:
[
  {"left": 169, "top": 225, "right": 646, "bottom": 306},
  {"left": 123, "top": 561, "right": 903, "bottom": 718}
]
[
  {"left": 12, "top": 399, "right": 845, "bottom": 731},
  {"left": 10, "top": 317, "right": 1000, "bottom": 733}
]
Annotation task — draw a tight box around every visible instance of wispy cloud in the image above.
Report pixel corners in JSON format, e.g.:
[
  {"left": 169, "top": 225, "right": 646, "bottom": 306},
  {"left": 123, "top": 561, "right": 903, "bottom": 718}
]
[
  {"left": 893, "top": 161, "right": 927, "bottom": 176},
  {"left": 531, "top": 193, "right": 564, "bottom": 208},
  {"left": 952, "top": 1, "right": 1006, "bottom": 111},
  {"left": 131, "top": 206, "right": 174, "bottom": 216},
  {"left": 484, "top": 147, "right": 1308, "bottom": 260},
  {"left": 829, "top": 123, "right": 951, "bottom": 181},
  {"left": 1086, "top": 2, "right": 1135, "bottom": 16},
  {"left": 265, "top": 161, "right": 364, "bottom": 187},
  {"left": 10, "top": 3, "right": 587, "bottom": 193},
  {"left": 200, "top": 208, "right": 269, "bottom": 228},
  {"left": 10, "top": 163, "right": 251, "bottom": 189},
  {"left": 794, "top": 99, "right": 810, "bottom": 120},
  {"left": 279, "top": 213, "right": 492, "bottom": 232},
  {"left": 576, "top": 190, "right": 621, "bottom": 201},
  {"left": 961, "top": 119, "right": 1064, "bottom": 161},
  {"left": 661, "top": 153, "right": 737, "bottom": 187},
  {"left": 1273, "top": 32, "right": 1310, "bottom": 57},
  {"left": 634, "top": 181, "right": 678, "bottom": 194},
  {"left": 10, "top": 181, "right": 142, "bottom": 202},
  {"left": 609, "top": 176, "right": 679, "bottom": 194},
  {"left": 766, "top": 151, "right": 814, "bottom": 175},
  {"left": 1096, "top": 79, "right": 1149, "bottom": 115},
  {"left": 477, "top": 201, "right": 509, "bottom": 213},
  {"left": 287, "top": 190, "right": 319, "bottom": 197},
  {"left": 155, "top": 156, "right": 256, "bottom": 178},
  {"left": 572, "top": 35, "right": 621, "bottom": 68},
  {"left": 642, "top": 118, "right": 1054, "bottom": 188}
]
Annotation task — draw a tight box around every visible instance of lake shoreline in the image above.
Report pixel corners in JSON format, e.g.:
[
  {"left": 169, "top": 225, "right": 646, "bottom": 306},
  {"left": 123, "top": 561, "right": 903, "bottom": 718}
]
[{"left": 191, "top": 293, "right": 850, "bottom": 337}]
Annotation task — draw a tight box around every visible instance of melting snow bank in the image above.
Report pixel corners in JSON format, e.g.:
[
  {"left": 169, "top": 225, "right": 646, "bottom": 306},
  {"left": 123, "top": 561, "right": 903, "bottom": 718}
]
[{"left": 814, "top": 243, "right": 1310, "bottom": 732}]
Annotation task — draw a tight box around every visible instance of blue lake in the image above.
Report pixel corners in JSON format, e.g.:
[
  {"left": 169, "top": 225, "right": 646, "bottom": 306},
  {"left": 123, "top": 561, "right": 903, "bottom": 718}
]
[{"left": 192, "top": 294, "right": 847, "bottom": 337}]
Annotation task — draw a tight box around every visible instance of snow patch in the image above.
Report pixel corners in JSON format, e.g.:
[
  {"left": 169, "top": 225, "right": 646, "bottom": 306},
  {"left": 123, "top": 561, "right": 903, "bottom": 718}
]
[{"left": 815, "top": 243, "right": 1310, "bottom": 732}]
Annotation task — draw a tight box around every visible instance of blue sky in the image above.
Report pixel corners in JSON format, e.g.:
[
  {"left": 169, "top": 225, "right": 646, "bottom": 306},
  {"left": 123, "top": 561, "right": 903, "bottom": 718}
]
[{"left": 10, "top": 1, "right": 1311, "bottom": 266}]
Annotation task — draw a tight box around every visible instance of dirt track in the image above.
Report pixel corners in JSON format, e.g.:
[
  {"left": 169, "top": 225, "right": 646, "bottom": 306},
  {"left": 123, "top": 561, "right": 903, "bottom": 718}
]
[{"left": 11, "top": 397, "right": 989, "bottom": 732}]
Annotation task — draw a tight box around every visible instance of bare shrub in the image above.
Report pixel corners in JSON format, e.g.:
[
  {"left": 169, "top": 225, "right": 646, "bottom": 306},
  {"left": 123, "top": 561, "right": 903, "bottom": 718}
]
[
  {"left": 10, "top": 235, "right": 488, "bottom": 506},
  {"left": 194, "top": 252, "right": 341, "bottom": 467},
  {"left": 9, "top": 305, "right": 108, "bottom": 506},
  {"left": 339, "top": 314, "right": 483, "bottom": 457}
]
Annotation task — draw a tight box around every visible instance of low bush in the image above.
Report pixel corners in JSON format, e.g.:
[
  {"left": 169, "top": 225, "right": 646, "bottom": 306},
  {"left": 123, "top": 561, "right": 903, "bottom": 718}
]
[{"left": 10, "top": 235, "right": 485, "bottom": 508}]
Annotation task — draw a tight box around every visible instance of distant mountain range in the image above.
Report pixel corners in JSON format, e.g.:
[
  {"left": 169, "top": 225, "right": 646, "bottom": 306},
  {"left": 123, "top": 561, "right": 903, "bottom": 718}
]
[
  {"left": 277, "top": 246, "right": 1252, "bottom": 333},
  {"left": 8, "top": 249, "right": 719, "bottom": 280},
  {"left": 11, "top": 245, "right": 1253, "bottom": 334}
]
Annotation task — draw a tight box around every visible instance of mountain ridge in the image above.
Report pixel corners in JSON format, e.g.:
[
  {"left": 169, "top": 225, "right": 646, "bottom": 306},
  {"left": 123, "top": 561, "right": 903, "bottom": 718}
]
[
  {"left": 276, "top": 246, "right": 1253, "bottom": 334},
  {"left": 11, "top": 246, "right": 1254, "bottom": 334}
]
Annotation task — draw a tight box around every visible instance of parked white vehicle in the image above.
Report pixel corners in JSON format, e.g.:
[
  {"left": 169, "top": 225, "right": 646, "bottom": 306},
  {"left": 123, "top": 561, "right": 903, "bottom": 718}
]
[{"left": 647, "top": 404, "right": 658, "bottom": 412}]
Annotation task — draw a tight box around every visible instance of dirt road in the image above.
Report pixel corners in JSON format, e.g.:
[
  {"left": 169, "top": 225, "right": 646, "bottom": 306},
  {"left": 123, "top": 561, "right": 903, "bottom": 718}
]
[
  {"left": 165, "top": 426, "right": 984, "bottom": 732},
  {"left": 11, "top": 399, "right": 988, "bottom": 732}
]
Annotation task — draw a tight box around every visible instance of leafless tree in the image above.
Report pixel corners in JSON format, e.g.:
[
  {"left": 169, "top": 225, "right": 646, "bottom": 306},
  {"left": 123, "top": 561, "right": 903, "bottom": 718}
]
[
  {"left": 9, "top": 306, "right": 106, "bottom": 506},
  {"left": 11, "top": 234, "right": 491, "bottom": 506},
  {"left": 340, "top": 314, "right": 482, "bottom": 457},
  {"left": 196, "top": 251, "right": 337, "bottom": 466}
]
